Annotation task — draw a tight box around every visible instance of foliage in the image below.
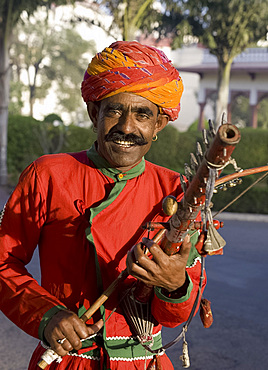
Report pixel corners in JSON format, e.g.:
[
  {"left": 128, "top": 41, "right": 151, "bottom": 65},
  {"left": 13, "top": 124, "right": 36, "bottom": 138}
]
[
  {"left": 231, "top": 95, "right": 268, "bottom": 129},
  {"left": 7, "top": 115, "right": 44, "bottom": 181},
  {"left": 231, "top": 95, "right": 250, "bottom": 128},
  {"left": 8, "top": 79, "right": 25, "bottom": 115},
  {"left": 257, "top": 99, "right": 268, "bottom": 130},
  {"left": 98, "top": 0, "right": 156, "bottom": 40},
  {"left": 146, "top": 124, "right": 202, "bottom": 173},
  {"left": 187, "top": 119, "right": 209, "bottom": 132},
  {"left": 10, "top": 10, "right": 94, "bottom": 117},
  {"left": 62, "top": 124, "right": 96, "bottom": 153},
  {"left": 213, "top": 174, "right": 268, "bottom": 214},
  {"left": 7, "top": 114, "right": 96, "bottom": 183},
  {"left": 43, "top": 114, "right": 63, "bottom": 123}
]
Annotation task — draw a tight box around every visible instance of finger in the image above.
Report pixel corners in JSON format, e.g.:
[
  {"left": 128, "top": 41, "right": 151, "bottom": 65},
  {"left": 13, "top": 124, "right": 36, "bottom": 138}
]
[
  {"left": 127, "top": 243, "right": 148, "bottom": 269},
  {"left": 61, "top": 323, "right": 83, "bottom": 351},
  {"left": 141, "top": 237, "right": 168, "bottom": 266},
  {"left": 73, "top": 317, "right": 91, "bottom": 340},
  {"left": 50, "top": 332, "right": 72, "bottom": 357},
  {"left": 59, "top": 338, "right": 73, "bottom": 353},
  {"left": 178, "top": 234, "right": 192, "bottom": 259},
  {"left": 126, "top": 248, "right": 137, "bottom": 272},
  {"left": 132, "top": 242, "right": 147, "bottom": 261},
  {"left": 87, "top": 319, "right": 104, "bottom": 335}
]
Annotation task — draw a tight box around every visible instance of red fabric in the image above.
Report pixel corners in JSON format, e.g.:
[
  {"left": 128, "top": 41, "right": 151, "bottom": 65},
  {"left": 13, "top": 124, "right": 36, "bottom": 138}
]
[
  {"left": 0, "top": 150, "right": 205, "bottom": 369},
  {"left": 29, "top": 342, "right": 174, "bottom": 369}
]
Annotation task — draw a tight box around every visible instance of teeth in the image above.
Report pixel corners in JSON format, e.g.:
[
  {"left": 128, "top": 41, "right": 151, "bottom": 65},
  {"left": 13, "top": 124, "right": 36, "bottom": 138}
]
[{"left": 114, "top": 140, "right": 134, "bottom": 146}]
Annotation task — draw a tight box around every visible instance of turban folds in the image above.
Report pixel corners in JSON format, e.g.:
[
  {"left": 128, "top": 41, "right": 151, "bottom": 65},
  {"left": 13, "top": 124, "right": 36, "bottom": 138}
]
[{"left": 81, "top": 41, "right": 184, "bottom": 121}]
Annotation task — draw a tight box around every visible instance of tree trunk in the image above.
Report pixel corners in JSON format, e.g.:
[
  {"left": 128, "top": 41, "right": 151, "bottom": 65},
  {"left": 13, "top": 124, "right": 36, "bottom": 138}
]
[
  {"left": 0, "top": 35, "right": 10, "bottom": 185},
  {"left": 215, "top": 58, "right": 233, "bottom": 127}
]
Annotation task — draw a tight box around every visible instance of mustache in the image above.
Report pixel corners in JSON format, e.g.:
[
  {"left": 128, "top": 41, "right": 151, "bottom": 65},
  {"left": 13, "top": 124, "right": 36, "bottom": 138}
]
[{"left": 105, "top": 131, "right": 148, "bottom": 146}]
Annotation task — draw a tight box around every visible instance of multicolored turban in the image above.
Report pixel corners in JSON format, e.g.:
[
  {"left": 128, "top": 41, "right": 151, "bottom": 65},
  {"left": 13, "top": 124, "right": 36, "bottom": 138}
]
[{"left": 81, "top": 41, "right": 184, "bottom": 121}]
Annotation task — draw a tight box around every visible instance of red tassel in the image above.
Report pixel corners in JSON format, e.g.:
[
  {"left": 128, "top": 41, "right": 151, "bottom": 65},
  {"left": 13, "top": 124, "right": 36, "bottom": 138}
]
[
  {"left": 147, "top": 354, "right": 163, "bottom": 370},
  {"left": 200, "top": 298, "right": 213, "bottom": 328}
]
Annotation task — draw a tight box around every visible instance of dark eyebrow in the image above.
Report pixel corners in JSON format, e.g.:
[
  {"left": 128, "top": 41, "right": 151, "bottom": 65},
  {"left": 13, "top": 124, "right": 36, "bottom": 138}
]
[
  {"left": 104, "top": 103, "right": 124, "bottom": 112},
  {"left": 132, "top": 106, "right": 154, "bottom": 117}
]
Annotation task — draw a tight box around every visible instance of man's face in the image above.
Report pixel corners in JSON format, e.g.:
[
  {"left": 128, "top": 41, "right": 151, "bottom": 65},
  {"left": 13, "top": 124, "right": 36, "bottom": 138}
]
[{"left": 88, "top": 93, "right": 168, "bottom": 171}]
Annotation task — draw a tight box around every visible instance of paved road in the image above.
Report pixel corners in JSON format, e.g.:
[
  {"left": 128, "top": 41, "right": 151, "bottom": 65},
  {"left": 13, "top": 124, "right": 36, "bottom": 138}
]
[{"left": 1, "top": 187, "right": 268, "bottom": 369}]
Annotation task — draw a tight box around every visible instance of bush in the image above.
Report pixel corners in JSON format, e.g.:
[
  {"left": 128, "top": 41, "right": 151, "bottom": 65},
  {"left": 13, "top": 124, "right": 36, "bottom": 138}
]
[
  {"left": 7, "top": 115, "right": 96, "bottom": 184},
  {"left": 213, "top": 174, "right": 268, "bottom": 214},
  {"left": 62, "top": 125, "right": 96, "bottom": 153},
  {"left": 7, "top": 115, "right": 44, "bottom": 181}
]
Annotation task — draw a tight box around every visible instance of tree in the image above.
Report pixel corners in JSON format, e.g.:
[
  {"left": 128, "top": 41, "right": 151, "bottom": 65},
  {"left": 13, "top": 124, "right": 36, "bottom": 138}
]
[
  {"left": 0, "top": 0, "right": 68, "bottom": 185},
  {"left": 10, "top": 10, "right": 94, "bottom": 119},
  {"left": 154, "top": 0, "right": 268, "bottom": 127},
  {"left": 99, "top": 0, "right": 156, "bottom": 40}
]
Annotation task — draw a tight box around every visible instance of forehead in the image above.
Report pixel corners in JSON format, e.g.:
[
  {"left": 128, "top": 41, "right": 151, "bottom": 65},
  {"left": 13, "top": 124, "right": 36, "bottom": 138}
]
[{"left": 100, "top": 92, "right": 158, "bottom": 114}]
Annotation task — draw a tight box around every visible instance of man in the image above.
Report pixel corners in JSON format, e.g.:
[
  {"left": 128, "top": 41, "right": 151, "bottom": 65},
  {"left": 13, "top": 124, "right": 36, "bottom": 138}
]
[{"left": 0, "top": 41, "right": 206, "bottom": 369}]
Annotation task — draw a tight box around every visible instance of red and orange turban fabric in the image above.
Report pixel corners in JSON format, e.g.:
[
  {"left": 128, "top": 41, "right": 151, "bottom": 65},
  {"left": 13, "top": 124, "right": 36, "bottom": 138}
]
[{"left": 81, "top": 41, "right": 184, "bottom": 121}]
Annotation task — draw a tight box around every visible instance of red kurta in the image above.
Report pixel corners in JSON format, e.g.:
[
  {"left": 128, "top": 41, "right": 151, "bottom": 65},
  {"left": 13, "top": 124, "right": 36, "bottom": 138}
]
[{"left": 0, "top": 146, "right": 206, "bottom": 369}]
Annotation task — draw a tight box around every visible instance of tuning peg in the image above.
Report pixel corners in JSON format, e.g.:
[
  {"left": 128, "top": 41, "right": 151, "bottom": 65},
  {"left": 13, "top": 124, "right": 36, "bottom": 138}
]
[
  {"left": 190, "top": 153, "right": 199, "bottom": 173},
  {"left": 208, "top": 119, "right": 216, "bottom": 138},
  {"left": 202, "top": 129, "right": 210, "bottom": 149},
  {"left": 180, "top": 174, "right": 187, "bottom": 193},
  {"left": 184, "top": 163, "right": 193, "bottom": 183},
  {"left": 196, "top": 141, "right": 203, "bottom": 165}
]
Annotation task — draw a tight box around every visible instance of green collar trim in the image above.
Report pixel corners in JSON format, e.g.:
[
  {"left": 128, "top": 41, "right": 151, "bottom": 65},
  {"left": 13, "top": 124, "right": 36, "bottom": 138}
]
[{"left": 87, "top": 143, "right": 145, "bottom": 182}]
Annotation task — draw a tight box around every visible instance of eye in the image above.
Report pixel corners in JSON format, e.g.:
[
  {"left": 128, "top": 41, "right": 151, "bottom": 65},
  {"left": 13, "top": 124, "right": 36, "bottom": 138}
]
[
  {"left": 136, "top": 113, "right": 150, "bottom": 121},
  {"left": 106, "top": 109, "right": 122, "bottom": 118}
]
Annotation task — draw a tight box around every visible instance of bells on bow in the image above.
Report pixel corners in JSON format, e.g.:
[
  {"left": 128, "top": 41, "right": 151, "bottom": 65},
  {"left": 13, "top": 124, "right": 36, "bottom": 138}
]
[{"left": 203, "top": 224, "right": 226, "bottom": 255}]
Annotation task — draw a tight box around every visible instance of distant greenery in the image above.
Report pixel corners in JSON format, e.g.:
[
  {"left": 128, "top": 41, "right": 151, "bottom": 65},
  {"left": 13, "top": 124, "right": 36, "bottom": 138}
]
[
  {"left": 230, "top": 95, "right": 268, "bottom": 129},
  {"left": 7, "top": 115, "right": 268, "bottom": 213},
  {"left": 146, "top": 125, "right": 268, "bottom": 214},
  {"left": 7, "top": 115, "right": 96, "bottom": 183}
]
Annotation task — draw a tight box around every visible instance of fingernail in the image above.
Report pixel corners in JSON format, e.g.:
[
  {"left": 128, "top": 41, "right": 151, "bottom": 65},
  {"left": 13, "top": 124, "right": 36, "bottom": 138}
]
[
  {"left": 185, "top": 234, "right": 190, "bottom": 242},
  {"left": 142, "top": 237, "right": 154, "bottom": 247}
]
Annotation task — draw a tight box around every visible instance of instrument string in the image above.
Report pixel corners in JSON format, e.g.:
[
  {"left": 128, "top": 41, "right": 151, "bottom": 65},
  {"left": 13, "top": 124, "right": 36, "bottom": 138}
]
[{"left": 213, "top": 171, "right": 268, "bottom": 217}]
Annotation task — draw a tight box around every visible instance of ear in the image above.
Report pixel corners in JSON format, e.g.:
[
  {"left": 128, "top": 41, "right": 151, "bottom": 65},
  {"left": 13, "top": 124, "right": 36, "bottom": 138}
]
[
  {"left": 153, "top": 114, "right": 169, "bottom": 136},
  {"left": 87, "top": 101, "right": 100, "bottom": 128}
]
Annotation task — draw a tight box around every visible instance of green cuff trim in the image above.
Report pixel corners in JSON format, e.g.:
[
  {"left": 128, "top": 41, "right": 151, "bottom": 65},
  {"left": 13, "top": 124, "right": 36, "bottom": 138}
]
[
  {"left": 38, "top": 305, "right": 67, "bottom": 344},
  {"left": 154, "top": 274, "right": 193, "bottom": 303}
]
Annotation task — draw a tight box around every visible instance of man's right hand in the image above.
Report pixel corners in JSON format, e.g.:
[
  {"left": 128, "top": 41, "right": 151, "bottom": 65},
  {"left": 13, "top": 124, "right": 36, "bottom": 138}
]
[{"left": 44, "top": 310, "right": 103, "bottom": 356}]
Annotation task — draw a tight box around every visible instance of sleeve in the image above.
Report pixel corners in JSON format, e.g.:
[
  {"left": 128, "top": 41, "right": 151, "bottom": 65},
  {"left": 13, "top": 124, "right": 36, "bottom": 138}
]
[
  {"left": 0, "top": 162, "right": 66, "bottom": 340},
  {"left": 151, "top": 231, "right": 206, "bottom": 328}
]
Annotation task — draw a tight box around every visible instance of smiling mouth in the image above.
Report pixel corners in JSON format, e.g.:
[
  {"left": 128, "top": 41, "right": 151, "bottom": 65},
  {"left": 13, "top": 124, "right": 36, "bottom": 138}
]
[{"left": 113, "top": 140, "right": 136, "bottom": 148}]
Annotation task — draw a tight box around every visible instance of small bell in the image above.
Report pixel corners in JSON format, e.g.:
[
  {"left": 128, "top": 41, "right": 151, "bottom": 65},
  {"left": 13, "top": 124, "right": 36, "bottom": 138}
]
[{"left": 203, "top": 224, "right": 226, "bottom": 255}]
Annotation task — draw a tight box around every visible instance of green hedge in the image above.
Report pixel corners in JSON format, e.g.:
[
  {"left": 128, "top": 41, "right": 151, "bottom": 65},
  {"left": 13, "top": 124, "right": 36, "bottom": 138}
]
[
  {"left": 7, "top": 115, "right": 268, "bottom": 213},
  {"left": 7, "top": 115, "right": 96, "bottom": 183},
  {"left": 7, "top": 115, "right": 44, "bottom": 180}
]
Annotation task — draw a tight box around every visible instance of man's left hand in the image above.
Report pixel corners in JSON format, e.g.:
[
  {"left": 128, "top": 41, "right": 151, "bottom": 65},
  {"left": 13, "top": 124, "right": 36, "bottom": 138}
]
[{"left": 126, "top": 234, "right": 191, "bottom": 292}]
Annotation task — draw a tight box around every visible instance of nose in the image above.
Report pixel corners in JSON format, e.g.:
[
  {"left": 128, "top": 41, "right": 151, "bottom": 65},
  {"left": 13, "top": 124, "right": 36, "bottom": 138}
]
[{"left": 117, "top": 112, "right": 136, "bottom": 134}]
